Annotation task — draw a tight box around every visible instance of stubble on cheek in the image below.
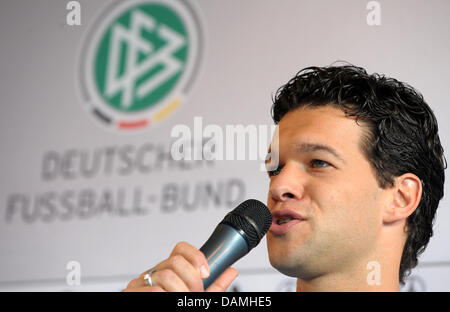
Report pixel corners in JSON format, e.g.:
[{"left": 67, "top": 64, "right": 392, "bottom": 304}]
[
  {"left": 267, "top": 221, "right": 316, "bottom": 276},
  {"left": 318, "top": 190, "right": 382, "bottom": 270}
]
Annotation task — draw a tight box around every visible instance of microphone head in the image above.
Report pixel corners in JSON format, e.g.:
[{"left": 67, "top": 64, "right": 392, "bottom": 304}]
[{"left": 220, "top": 199, "right": 272, "bottom": 250}]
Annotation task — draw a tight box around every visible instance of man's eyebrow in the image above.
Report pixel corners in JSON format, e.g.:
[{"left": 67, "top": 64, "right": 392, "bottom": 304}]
[
  {"left": 264, "top": 142, "right": 346, "bottom": 167},
  {"left": 293, "top": 142, "right": 346, "bottom": 164}
]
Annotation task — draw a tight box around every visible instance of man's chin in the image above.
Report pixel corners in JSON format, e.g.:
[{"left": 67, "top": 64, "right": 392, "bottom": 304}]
[
  {"left": 268, "top": 245, "right": 316, "bottom": 279},
  {"left": 272, "top": 265, "right": 301, "bottom": 278},
  {"left": 270, "top": 258, "right": 323, "bottom": 281},
  {"left": 268, "top": 252, "right": 303, "bottom": 278}
]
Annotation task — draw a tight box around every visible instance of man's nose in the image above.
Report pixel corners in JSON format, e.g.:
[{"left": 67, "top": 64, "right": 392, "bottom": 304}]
[{"left": 269, "top": 163, "right": 305, "bottom": 202}]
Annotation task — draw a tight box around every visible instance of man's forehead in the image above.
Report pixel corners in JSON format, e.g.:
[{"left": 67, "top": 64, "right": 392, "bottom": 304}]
[{"left": 271, "top": 105, "right": 368, "bottom": 157}]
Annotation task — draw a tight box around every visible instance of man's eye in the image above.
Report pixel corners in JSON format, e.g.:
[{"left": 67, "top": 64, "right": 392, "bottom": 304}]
[
  {"left": 311, "top": 159, "right": 330, "bottom": 168},
  {"left": 268, "top": 165, "right": 283, "bottom": 177}
]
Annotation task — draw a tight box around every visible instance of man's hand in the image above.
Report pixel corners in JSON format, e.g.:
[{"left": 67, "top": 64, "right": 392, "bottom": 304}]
[{"left": 123, "top": 241, "right": 238, "bottom": 292}]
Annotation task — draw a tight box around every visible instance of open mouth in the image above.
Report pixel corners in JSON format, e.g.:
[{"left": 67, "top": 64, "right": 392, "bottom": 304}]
[
  {"left": 276, "top": 217, "right": 294, "bottom": 225},
  {"left": 269, "top": 209, "right": 305, "bottom": 235}
]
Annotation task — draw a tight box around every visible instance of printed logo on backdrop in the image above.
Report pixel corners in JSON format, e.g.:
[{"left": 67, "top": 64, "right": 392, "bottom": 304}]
[{"left": 78, "top": 0, "right": 203, "bottom": 132}]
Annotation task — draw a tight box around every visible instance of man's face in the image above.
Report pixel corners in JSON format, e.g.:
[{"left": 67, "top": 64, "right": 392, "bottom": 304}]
[{"left": 266, "top": 105, "right": 387, "bottom": 279}]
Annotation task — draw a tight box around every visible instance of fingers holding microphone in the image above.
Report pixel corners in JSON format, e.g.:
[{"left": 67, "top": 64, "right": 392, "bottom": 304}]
[
  {"left": 123, "top": 241, "right": 238, "bottom": 292},
  {"left": 123, "top": 199, "right": 270, "bottom": 292}
]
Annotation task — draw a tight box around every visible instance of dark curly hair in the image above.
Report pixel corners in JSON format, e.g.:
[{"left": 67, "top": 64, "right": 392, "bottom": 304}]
[{"left": 271, "top": 63, "right": 446, "bottom": 284}]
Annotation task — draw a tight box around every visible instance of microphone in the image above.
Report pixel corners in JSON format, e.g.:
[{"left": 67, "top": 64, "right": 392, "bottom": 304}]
[{"left": 199, "top": 199, "right": 272, "bottom": 289}]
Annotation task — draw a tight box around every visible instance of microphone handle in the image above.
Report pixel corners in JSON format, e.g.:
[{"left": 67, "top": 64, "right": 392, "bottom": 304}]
[{"left": 199, "top": 223, "right": 249, "bottom": 289}]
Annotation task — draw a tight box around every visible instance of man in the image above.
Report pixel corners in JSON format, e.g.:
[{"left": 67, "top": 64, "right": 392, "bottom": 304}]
[{"left": 124, "top": 64, "right": 446, "bottom": 292}]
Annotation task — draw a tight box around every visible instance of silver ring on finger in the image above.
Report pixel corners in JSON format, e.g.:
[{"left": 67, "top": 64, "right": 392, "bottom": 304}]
[{"left": 143, "top": 268, "right": 158, "bottom": 287}]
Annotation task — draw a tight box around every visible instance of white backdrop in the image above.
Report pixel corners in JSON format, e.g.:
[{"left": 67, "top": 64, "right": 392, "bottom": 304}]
[{"left": 0, "top": 0, "right": 449, "bottom": 291}]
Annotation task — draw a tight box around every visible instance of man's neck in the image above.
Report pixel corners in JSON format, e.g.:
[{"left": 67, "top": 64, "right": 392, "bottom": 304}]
[{"left": 295, "top": 260, "right": 400, "bottom": 292}]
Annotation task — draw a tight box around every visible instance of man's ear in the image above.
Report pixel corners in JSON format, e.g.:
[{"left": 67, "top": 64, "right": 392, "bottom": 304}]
[{"left": 383, "top": 173, "right": 422, "bottom": 224}]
